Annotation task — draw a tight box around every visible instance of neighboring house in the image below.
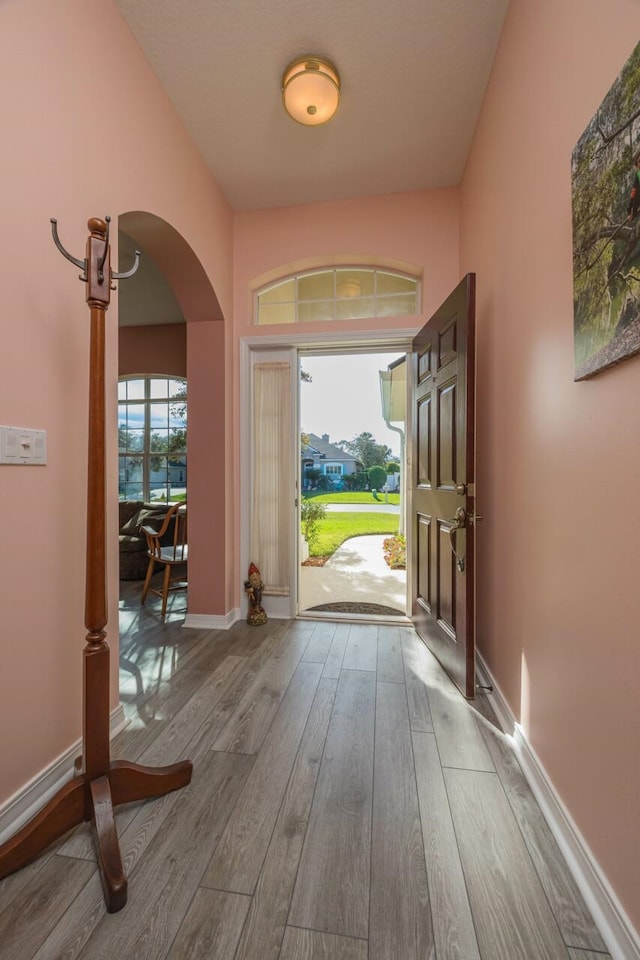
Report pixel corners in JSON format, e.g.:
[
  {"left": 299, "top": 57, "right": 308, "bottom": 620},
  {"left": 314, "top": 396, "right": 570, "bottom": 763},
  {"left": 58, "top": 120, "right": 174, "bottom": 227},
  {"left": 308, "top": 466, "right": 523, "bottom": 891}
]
[{"left": 301, "top": 433, "right": 362, "bottom": 487}]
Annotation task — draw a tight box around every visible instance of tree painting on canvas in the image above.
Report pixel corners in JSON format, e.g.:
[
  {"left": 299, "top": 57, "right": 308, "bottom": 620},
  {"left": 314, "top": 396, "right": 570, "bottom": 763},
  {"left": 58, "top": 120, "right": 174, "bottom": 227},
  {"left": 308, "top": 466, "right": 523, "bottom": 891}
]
[{"left": 572, "top": 41, "right": 640, "bottom": 380}]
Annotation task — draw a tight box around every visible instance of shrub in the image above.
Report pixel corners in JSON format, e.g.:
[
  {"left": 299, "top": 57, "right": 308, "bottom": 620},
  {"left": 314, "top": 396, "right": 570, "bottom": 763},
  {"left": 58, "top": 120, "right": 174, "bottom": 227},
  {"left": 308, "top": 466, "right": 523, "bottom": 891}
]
[
  {"left": 383, "top": 534, "right": 406, "bottom": 569},
  {"left": 368, "top": 464, "right": 387, "bottom": 491},
  {"left": 343, "top": 471, "right": 368, "bottom": 491},
  {"left": 300, "top": 496, "right": 327, "bottom": 546}
]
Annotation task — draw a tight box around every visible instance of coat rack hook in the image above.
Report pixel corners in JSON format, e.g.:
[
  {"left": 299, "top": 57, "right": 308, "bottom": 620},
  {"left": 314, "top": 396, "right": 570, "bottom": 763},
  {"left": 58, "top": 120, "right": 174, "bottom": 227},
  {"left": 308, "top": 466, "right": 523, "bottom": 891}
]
[
  {"left": 50, "top": 219, "right": 87, "bottom": 275},
  {"left": 113, "top": 248, "right": 141, "bottom": 281}
]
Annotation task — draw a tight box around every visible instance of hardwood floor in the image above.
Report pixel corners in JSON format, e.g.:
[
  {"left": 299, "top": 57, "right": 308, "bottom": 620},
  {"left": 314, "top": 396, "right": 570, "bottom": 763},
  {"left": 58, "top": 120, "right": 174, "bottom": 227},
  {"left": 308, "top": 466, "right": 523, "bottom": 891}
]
[{"left": 0, "top": 582, "right": 609, "bottom": 960}]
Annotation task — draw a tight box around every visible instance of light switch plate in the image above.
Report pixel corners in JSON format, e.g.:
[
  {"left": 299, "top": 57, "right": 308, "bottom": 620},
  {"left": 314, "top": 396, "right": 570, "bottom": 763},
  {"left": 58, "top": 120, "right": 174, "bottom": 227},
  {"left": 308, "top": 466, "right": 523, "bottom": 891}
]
[{"left": 0, "top": 425, "right": 47, "bottom": 465}]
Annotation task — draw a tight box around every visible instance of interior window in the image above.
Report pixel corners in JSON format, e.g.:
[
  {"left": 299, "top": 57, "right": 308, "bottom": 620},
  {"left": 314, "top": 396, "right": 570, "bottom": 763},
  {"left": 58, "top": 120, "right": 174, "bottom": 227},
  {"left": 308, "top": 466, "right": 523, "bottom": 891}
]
[{"left": 118, "top": 376, "right": 187, "bottom": 502}]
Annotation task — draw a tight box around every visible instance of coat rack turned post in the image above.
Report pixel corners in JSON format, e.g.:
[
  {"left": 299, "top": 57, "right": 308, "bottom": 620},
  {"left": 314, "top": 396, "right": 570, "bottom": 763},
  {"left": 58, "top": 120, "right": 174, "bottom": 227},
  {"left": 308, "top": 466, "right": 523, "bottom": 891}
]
[{"left": 0, "top": 217, "right": 193, "bottom": 913}]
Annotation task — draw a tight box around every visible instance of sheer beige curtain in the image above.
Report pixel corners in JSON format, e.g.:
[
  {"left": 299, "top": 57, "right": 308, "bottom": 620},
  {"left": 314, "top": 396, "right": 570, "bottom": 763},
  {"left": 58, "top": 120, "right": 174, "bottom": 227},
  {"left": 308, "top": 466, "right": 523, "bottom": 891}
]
[{"left": 251, "top": 361, "right": 292, "bottom": 595}]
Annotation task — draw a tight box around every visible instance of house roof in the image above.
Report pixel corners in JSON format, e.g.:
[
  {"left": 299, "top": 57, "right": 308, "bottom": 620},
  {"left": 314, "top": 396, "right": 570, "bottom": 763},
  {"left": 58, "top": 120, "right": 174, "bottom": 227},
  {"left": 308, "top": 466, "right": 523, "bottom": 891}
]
[{"left": 303, "top": 433, "right": 362, "bottom": 466}]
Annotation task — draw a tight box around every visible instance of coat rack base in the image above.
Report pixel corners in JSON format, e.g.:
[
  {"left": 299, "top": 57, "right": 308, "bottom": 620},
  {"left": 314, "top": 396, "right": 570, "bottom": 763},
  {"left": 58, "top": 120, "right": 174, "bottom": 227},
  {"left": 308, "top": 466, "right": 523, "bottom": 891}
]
[{"left": 0, "top": 758, "right": 192, "bottom": 912}]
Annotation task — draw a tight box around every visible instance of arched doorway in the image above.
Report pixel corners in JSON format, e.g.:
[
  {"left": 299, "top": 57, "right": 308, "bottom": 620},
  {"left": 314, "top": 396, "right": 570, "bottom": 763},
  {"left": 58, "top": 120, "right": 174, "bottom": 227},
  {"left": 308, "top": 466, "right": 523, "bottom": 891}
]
[{"left": 117, "top": 211, "right": 227, "bottom": 621}]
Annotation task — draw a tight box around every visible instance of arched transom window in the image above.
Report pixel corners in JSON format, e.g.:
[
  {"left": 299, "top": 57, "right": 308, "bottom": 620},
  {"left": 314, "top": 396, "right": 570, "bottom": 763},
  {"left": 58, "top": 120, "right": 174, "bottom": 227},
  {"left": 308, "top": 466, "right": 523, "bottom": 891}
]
[{"left": 256, "top": 267, "right": 419, "bottom": 325}]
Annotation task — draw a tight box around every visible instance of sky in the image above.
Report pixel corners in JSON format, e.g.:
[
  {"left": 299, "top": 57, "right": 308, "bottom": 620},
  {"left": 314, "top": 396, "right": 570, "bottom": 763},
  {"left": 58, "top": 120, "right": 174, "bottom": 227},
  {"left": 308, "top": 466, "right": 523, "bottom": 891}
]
[{"left": 299, "top": 352, "right": 404, "bottom": 457}]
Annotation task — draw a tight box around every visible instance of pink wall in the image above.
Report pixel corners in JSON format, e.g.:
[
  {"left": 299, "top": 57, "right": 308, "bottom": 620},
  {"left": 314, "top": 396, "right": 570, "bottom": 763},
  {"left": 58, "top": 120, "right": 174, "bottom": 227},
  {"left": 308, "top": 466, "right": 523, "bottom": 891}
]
[
  {"left": 186, "top": 320, "right": 229, "bottom": 613},
  {"left": 119, "top": 323, "right": 187, "bottom": 378},
  {"left": 461, "top": 0, "right": 640, "bottom": 930},
  {"left": 0, "top": 0, "right": 232, "bottom": 807}
]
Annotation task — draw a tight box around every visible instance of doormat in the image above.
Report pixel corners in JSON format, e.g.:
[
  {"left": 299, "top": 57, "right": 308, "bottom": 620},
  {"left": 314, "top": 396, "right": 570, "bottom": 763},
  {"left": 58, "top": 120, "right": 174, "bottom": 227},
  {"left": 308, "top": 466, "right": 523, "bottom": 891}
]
[{"left": 307, "top": 602, "right": 405, "bottom": 616}]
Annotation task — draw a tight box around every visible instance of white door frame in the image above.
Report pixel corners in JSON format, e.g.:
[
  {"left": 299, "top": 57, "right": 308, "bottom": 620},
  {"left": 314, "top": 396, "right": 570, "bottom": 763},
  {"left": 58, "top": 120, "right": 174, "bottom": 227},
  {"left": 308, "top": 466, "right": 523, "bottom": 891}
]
[{"left": 240, "top": 328, "right": 417, "bottom": 619}]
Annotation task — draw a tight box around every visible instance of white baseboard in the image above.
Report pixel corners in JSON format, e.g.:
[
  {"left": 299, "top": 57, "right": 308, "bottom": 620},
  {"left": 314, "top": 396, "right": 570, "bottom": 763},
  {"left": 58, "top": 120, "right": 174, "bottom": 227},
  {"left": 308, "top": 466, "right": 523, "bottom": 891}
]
[
  {"left": 476, "top": 653, "right": 640, "bottom": 960},
  {"left": 183, "top": 608, "right": 241, "bottom": 631},
  {"left": 0, "top": 704, "right": 128, "bottom": 846}
]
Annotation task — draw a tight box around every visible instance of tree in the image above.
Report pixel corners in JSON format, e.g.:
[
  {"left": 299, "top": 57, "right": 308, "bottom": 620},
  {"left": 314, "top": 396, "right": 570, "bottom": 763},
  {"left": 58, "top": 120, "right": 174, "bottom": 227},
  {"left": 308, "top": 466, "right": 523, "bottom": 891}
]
[
  {"left": 368, "top": 465, "right": 387, "bottom": 491},
  {"left": 337, "top": 432, "right": 392, "bottom": 470}
]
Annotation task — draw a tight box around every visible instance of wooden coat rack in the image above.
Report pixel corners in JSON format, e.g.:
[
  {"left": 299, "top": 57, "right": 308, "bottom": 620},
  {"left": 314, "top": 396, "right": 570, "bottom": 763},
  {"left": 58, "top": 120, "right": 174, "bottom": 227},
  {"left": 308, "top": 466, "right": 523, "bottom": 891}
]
[{"left": 0, "top": 217, "right": 193, "bottom": 912}]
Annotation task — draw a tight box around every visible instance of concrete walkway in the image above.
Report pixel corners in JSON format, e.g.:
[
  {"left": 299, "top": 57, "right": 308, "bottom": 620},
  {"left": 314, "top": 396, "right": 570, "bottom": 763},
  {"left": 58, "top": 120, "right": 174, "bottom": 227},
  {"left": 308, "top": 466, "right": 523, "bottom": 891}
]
[
  {"left": 322, "top": 502, "right": 400, "bottom": 514},
  {"left": 299, "top": 534, "right": 407, "bottom": 614}
]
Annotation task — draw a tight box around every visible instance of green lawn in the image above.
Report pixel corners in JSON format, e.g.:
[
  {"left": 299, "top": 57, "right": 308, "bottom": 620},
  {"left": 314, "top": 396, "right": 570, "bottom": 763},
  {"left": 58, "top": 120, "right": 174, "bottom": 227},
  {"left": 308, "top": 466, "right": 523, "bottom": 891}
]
[
  {"left": 303, "top": 491, "right": 400, "bottom": 505},
  {"left": 309, "top": 511, "right": 399, "bottom": 557}
]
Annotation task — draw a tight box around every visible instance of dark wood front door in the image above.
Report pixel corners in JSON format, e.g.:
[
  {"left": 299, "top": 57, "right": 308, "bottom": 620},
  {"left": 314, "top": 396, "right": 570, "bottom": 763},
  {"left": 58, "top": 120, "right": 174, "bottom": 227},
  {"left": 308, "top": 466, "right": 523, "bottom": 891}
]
[{"left": 411, "top": 274, "right": 477, "bottom": 698}]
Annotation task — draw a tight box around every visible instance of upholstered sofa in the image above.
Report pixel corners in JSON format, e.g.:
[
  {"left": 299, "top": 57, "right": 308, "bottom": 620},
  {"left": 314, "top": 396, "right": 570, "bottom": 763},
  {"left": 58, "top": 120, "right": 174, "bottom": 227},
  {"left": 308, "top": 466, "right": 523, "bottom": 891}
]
[{"left": 118, "top": 500, "right": 173, "bottom": 580}]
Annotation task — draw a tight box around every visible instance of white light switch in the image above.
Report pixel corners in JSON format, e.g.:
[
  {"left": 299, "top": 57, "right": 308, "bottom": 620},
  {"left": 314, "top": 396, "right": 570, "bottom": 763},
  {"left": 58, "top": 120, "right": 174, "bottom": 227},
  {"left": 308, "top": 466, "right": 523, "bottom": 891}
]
[{"left": 0, "top": 425, "right": 47, "bottom": 465}]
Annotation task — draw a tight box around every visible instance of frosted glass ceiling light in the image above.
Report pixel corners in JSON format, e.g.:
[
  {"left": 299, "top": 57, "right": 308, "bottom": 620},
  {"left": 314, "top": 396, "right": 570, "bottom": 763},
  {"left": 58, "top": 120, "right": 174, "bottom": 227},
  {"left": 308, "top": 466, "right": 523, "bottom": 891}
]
[{"left": 282, "top": 57, "right": 340, "bottom": 126}]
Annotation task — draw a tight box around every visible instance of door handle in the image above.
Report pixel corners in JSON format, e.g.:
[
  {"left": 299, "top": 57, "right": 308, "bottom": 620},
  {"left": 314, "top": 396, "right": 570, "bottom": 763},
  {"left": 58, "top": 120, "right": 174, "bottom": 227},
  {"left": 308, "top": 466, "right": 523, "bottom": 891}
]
[{"left": 447, "top": 506, "right": 466, "bottom": 573}]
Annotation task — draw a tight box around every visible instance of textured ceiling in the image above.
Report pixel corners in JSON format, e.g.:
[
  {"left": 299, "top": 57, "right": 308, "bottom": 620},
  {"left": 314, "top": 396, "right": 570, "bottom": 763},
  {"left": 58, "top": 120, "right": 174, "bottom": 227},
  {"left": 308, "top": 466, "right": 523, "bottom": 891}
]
[{"left": 114, "top": 0, "right": 509, "bottom": 210}]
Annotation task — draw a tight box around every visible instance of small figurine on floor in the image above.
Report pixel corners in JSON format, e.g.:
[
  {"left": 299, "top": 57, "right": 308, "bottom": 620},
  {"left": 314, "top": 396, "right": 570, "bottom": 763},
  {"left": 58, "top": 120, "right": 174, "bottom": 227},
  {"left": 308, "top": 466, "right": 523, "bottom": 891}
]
[{"left": 245, "top": 562, "right": 268, "bottom": 625}]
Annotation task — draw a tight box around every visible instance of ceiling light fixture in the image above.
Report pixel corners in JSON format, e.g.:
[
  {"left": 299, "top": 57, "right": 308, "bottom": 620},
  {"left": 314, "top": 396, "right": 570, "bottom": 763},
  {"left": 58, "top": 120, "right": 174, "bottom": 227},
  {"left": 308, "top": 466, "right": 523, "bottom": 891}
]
[
  {"left": 282, "top": 56, "right": 340, "bottom": 126},
  {"left": 337, "top": 278, "right": 362, "bottom": 298}
]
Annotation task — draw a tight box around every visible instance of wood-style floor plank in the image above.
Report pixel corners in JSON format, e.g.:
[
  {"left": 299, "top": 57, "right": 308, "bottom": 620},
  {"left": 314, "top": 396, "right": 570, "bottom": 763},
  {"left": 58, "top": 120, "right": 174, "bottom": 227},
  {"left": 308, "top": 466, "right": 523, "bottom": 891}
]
[
  {"left": 0, "top": 854, "right": 95, "bottom": 960},
  {"left": 322, "top": 622, "right": 350, "bottom": 679},
  {"left": 288, "top": 668, "right": 375, "bottom": 939},
  {"left": 412, "top": 731, "right": 480, "bottom": 960},
  {"left": 165, "top": 889, "right": 251, "bottom": 960},
  {"left": 115, "top": 659, "right": 211, "bottom": 759},
  {"left": 567, "top": 950, "right": 612, "bottom": 960},
  {"left": 212, "top": 634, "right": 309, "bottom": 753},
  {"left": 279, "top": 927, "right": 368, "bottom": 960},
  {"left": 406, "top": 631, "right": 493, "bottom": 770},
  {"left": 475, "top": 710, "right": 607, "bottom": 953},
  {"left": 234, "top": 678, "right": 337, "bottom": 960},
  {"left": 0, "top": 845, "right": 58, "bottom": 919},
  {"left": 135, "top": 654, "right": 248, "bottom": 767},
  {"left": 376, "top": 625, "right": 405, "bottom": 683},
  {"left": 445, "top": 767, "right": 570, "bottom": 960},
  {"left": 29, "top": 871, "right": 107, "bottom": 960},
  {"left": 341, "top": 623, "right": 378, "bottom": 672},
  {"left": 78, "top": 750, "right": 254, "bottom": 960},
  {"left": 302, "top": 620, "right": 337, "bottom": 662},
  {"left": 202, "top": 660, "right": 323, "bottom": 895},
  {"left": 401, "top": 630, "right": 434, "bottom": 732},
  {"left": 370, "top": 681, "right": 433, "bottom": 960}
]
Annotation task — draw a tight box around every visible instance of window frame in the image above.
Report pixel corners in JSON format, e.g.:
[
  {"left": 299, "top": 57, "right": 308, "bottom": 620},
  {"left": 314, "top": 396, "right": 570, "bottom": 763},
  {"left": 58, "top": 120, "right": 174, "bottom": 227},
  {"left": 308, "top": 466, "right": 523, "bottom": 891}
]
[{"left": 118, "top": 375, "right": 187, "bottom": 503}]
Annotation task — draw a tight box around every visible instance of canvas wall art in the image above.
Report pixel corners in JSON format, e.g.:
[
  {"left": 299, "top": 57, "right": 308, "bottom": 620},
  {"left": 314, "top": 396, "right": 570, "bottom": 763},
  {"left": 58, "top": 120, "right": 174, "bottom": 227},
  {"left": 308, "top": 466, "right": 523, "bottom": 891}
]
[{"left": 572, "top": 41, "right": 640, "bottom": 380}]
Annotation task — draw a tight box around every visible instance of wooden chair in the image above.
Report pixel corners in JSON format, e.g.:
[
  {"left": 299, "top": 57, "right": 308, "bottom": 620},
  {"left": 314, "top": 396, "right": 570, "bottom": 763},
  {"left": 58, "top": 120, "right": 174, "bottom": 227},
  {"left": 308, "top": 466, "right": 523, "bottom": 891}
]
[{"left": 140, "top": 502, "right": 188, "bottom": 619}]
